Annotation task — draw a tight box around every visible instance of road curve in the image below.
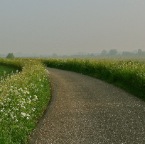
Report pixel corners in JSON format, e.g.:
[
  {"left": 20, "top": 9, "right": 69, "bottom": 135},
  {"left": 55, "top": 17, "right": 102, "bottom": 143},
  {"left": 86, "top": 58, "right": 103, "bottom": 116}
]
[{"left": 30, "top": 68, "right": 145, "bottom": 144}]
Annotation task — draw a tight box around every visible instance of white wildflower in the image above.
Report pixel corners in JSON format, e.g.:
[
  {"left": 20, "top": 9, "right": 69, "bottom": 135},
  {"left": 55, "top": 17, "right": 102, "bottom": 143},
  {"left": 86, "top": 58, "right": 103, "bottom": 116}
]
[{"left": 21, "top": 112, "right": 27, "bottom": 117}]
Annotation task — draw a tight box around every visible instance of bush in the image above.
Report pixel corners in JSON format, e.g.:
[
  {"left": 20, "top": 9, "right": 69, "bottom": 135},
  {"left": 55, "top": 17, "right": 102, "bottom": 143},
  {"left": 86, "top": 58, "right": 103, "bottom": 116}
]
[{"left": 6, "top": 53, "right": 15, "bottom": 59}]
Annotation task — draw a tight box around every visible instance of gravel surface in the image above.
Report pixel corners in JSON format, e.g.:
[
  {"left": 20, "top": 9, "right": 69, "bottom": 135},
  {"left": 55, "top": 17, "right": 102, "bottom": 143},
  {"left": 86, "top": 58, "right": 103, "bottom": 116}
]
[{"left": 29, "top": 68, "right": 145, "bottom": 144}]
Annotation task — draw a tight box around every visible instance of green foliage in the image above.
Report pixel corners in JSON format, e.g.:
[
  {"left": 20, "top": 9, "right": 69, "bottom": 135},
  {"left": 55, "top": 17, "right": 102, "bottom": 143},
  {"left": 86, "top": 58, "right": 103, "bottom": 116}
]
[
  {"left": 0, "top": 65, "right": 18, "bottom": 79},
  {"left": 0, "top": 58, "right": 22, "bottom": 71},
  {"left": 109, "top": 49, "right": 118, "bottom": 56},
  {"left": 0, "top": 59, "right": 50, "bottom": 143},
  {"left": 43, "top": 59, "right": 145, "bottom": 100},
  {"left": 6, "top": 53, "right": 15, "bottom": 59}
]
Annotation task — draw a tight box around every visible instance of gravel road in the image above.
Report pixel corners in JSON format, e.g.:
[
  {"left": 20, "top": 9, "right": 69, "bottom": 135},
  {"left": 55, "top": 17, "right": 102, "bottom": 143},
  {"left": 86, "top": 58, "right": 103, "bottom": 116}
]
[{"left": 30, "top": 68, "right": 145, "bottom": 144}]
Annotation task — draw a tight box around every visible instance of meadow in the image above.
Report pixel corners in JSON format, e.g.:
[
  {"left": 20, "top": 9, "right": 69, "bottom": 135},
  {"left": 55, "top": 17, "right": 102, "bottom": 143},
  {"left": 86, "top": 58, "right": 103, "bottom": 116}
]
[{"left": 0, "top": 58, "right": 145, "bottom": 143}]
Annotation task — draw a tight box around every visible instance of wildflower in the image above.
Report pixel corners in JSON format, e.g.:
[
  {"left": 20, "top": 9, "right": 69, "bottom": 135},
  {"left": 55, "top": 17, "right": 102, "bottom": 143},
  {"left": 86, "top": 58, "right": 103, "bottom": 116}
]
[
  {"left": 21, "top": 112, "right": 27, "bottom": 117},
  {"left": 21, "top": 112, "right": 30, "bottom": 118},
  {"left": 25, "top": 91, "right": 30, "bottom": 94},
  {"left": 10, "top": 113, "right": 14, "bottom": 119},
  {"left": 34, "top": 95, "right": 38, "bottom": 101},
  {"left": 32, "top": 108, "right": 36, "bottom": 111},
  {"left": 0, "top": 109, "right": 4, "bottom": 112}
]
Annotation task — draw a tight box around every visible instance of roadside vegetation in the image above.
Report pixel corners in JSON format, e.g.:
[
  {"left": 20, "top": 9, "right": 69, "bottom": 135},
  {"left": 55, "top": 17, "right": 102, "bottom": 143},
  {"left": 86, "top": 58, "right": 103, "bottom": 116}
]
[
  {"left": 0, "top": 65, "right": 18, "bottom": 79},
  {"left": 0, "top": 59, "right": 50, "bottom": 143},
  {"left": 43, "top": 58, "right": 145, "bottom": 100}
]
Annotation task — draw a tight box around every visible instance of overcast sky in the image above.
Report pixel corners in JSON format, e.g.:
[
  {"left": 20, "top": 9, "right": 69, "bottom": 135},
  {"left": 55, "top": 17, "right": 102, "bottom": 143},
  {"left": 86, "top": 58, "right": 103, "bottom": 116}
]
[{"left": 0, "top": 0, "right": 145, "bottom": 55}]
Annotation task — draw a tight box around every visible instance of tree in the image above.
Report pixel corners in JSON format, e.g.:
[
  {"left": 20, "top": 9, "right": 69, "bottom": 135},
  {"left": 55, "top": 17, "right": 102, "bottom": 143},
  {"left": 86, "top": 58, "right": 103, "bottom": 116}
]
[
  {"left": 100, "top": 50, "right": 107, "bottom": 56},
  {"left": 138, "top": 49, "right": 142, "bottom": 55},
  {"left": 109, "top": 49, "right": 118, "bottom": 56},
  {"left": 6, "top": 53, "right": 15, "bottom": 59}
]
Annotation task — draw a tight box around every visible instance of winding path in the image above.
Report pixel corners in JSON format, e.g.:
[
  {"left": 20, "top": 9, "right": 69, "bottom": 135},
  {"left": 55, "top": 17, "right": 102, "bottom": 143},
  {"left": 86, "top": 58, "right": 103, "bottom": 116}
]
[{"left": 30, "top": 68, "right": 145, "bottom": 144}]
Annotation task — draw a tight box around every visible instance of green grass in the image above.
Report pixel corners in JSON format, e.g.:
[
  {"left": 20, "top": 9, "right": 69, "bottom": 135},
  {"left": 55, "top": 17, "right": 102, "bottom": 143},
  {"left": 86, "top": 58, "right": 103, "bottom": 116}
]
[
  {"left": 0, "top": 59, "right": 51, "bottom": 143},
  {"left": 0, "top": 65, "right": 18, "bottom": 79},
  {"left": 43, "top": 58, "right": 145, "bottom": 101}
]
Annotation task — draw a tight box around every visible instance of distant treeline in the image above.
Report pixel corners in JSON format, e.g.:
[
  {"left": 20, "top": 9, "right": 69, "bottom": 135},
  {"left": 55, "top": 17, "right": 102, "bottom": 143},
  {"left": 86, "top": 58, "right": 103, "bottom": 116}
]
[
  {"left": 1, "top": 49, "right": 145, "bottom": 58},
  {"left": 49, "top": 49, "right": 145, "bottom": 59},
  {"left": 98, "top": 49, "right": 145, "bottom": 58}
]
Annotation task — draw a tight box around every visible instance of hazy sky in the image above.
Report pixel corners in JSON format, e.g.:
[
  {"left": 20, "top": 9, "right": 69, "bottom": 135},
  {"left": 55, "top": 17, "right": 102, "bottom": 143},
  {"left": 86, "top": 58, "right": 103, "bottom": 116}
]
[{"left": 0, "top": 0, "right": 145, "bottom": 55}]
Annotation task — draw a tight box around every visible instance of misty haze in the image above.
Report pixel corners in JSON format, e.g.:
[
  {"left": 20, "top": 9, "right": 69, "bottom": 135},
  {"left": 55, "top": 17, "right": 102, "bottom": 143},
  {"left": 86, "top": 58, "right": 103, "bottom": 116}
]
[{"left": 0, "top": 0, "right": 145, "bottom": 57}]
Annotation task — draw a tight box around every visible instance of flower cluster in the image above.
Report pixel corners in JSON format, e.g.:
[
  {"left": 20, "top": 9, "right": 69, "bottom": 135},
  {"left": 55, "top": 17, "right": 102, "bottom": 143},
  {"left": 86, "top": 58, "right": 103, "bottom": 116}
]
[{"left": 0, "top": 59, "right": 50, "bottom": 143}]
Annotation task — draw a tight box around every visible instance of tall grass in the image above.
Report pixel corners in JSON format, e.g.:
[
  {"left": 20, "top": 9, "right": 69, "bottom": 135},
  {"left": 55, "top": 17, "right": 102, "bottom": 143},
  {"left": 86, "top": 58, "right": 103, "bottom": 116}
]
[
  {"left": 0, "top": 65, "right": 18, "bottom": 79},
  {"left": 0, "top": 58, "right": 22, "bottom": 71},
  {"left": 43, "top": 59, "right": 145, "bottom": 100},
  {"left": 0, "top": 59, "right": 51, "bottom": 143}
]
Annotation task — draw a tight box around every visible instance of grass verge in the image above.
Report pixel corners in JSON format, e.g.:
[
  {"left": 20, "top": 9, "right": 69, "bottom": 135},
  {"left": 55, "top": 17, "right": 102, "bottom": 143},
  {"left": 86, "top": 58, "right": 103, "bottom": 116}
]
[{"left": 0, "top": 59, "right": 51, "bottom": 143}]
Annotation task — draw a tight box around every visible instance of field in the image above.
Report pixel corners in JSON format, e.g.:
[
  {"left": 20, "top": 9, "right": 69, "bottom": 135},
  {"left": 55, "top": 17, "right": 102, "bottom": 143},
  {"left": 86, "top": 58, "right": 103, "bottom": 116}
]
[{"left": 0, "top": 58, "right": 145, "bottom": 143}]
